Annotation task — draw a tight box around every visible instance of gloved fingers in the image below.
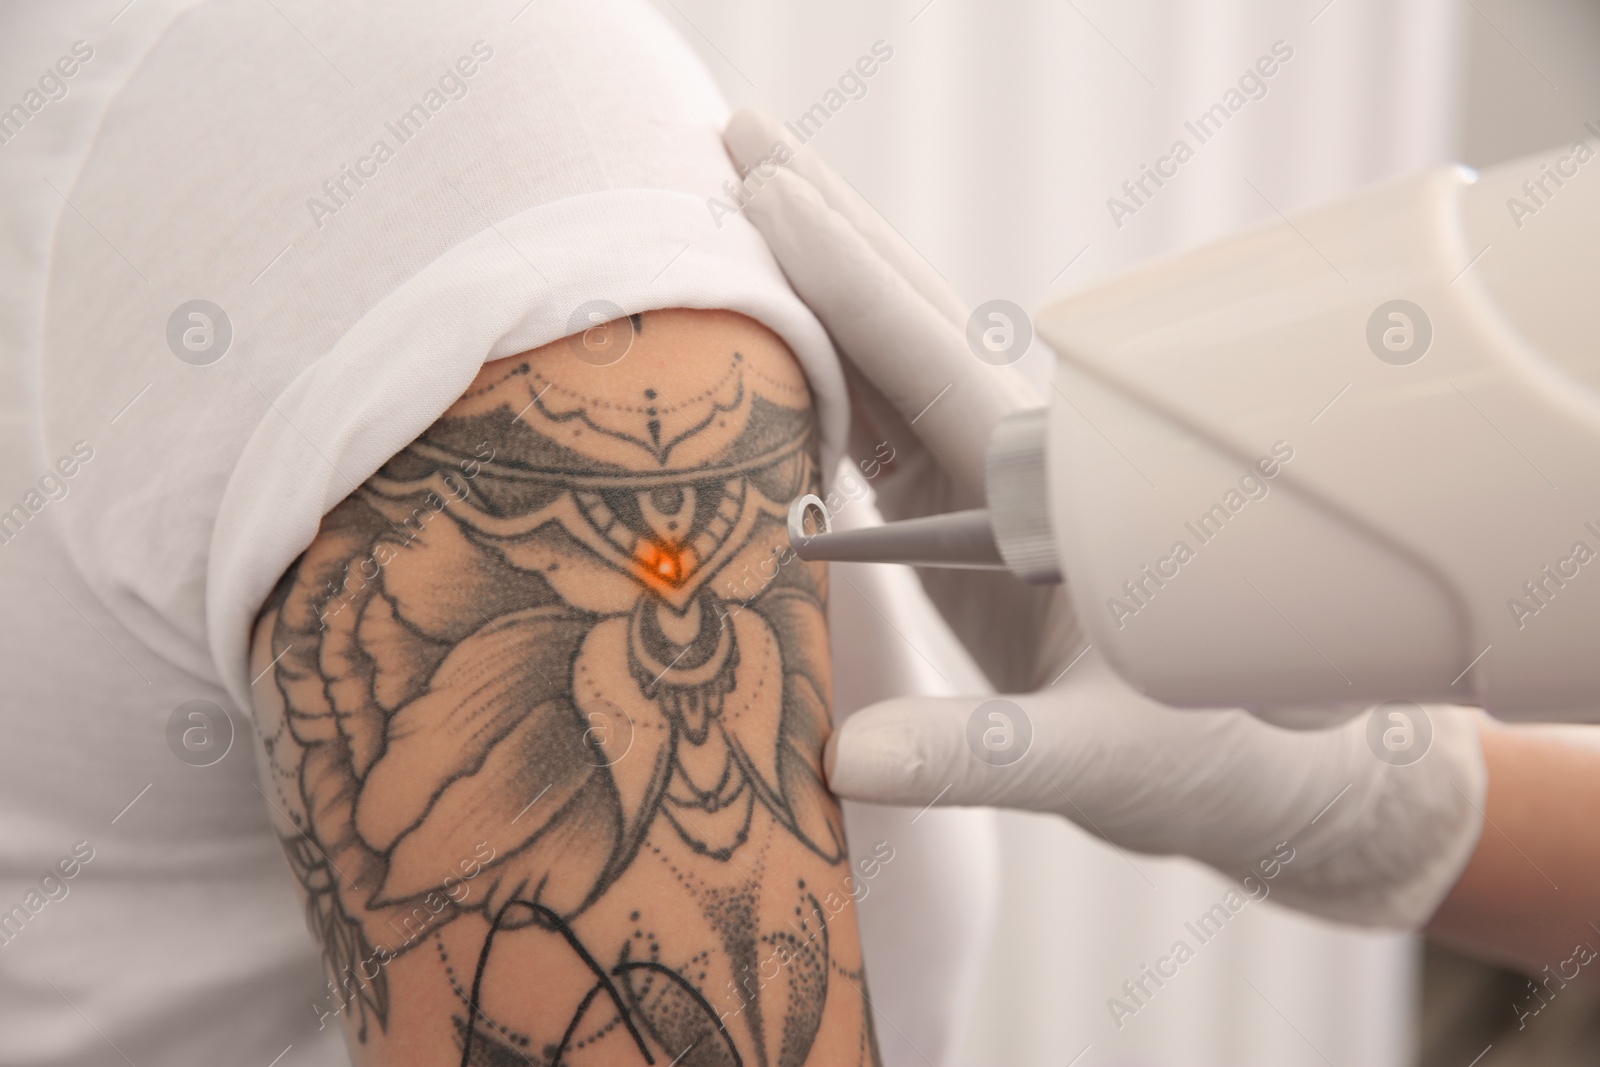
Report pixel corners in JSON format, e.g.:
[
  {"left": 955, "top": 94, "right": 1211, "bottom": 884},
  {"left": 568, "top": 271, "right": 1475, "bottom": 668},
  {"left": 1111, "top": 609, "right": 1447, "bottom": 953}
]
[
  {"left": 734, "top": 160, "right": 1025, "bottom": 497},
  {"left": 824, "top": 656, "right": 1364, "bottom": 856},
  {"left": 725, "top": 108, "right": 967, "bottom": 328},
  {"left": 827, "top": 666, "right": 1491, "bottom": 932},
  {"left": 825, "top": 693, "right": 1070, "bottom": 813}
]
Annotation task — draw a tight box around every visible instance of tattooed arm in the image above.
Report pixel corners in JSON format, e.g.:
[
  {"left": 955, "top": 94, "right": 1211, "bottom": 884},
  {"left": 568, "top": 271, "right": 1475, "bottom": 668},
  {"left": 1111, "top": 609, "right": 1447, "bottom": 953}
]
[{"left": 248, "top": 309, "right": 881, "bottom": 1067}]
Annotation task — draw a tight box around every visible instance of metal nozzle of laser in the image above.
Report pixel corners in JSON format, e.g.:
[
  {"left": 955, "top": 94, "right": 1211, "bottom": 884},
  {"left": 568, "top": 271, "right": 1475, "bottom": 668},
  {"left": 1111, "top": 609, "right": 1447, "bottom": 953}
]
[{"left": 786, "top": 407, "right": 1063, "bottom": 584}]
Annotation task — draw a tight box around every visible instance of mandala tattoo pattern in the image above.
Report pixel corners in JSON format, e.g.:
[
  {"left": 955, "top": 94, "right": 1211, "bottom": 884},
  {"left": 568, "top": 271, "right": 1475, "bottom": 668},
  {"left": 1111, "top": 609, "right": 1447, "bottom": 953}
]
[{"left": 251, "top": 312, "right": 881, "bottom": 1066}]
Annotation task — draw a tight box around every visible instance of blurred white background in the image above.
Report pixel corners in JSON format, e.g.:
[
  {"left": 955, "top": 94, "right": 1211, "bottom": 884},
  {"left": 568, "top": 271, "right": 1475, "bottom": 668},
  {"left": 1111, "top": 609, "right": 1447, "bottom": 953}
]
[{"left": 647, "top": 1, "right": 1600, "bottom": 1065}]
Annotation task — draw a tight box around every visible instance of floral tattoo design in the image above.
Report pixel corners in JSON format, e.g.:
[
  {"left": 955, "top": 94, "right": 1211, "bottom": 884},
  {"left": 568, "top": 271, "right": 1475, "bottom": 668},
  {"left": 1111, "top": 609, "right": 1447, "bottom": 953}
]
[{"left": 253, "top": 315, "right": 880, "bottom": 1066}]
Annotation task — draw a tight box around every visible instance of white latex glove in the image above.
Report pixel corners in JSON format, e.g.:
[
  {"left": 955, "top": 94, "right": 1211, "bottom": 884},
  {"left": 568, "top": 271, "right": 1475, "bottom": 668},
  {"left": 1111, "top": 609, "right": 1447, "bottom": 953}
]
[
  {"left": 829, "top": 650, "right": 1487, "bottom": 927},
  {"left": 724, "top": 109, "right": 1488, "bottom": 928}
]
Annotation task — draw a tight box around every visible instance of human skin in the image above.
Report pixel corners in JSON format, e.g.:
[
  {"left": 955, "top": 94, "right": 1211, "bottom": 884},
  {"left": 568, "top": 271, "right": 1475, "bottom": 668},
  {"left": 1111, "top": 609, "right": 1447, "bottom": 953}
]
[
  {"left": 248, "top": 308, "right": 881, "bottom": 1066},
  {"left": 1427, "top": 722, "right": 1600, "bottom": 990}
]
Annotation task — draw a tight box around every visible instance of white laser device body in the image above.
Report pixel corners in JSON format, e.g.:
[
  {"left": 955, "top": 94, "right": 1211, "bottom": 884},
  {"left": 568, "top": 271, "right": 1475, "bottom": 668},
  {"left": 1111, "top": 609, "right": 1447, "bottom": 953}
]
[{"left": 789, "top": 151, "right": 1600, "bottom": 723}]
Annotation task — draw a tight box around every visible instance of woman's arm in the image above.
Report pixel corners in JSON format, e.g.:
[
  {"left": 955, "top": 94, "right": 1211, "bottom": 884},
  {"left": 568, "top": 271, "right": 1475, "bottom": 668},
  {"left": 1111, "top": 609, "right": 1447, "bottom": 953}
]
[
  {"left": 1427, "top": 721, "right": 1600, "bottom": 988},
  {"left": 249, "top": 308, "right": 880, "bottom": 1065}
]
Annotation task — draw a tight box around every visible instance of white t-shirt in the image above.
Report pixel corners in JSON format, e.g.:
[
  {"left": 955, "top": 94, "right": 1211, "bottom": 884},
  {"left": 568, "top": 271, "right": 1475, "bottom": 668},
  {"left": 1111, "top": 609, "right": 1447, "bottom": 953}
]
[{"left": 0, "top": 3, "right": 991, "bottom": 1064}]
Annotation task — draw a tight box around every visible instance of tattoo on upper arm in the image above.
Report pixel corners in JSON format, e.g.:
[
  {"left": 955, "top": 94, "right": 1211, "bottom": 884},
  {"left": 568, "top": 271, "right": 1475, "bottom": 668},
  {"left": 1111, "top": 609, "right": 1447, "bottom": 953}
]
[{"left": 254, "top": 320, "right": 880, "bottom": 1066}]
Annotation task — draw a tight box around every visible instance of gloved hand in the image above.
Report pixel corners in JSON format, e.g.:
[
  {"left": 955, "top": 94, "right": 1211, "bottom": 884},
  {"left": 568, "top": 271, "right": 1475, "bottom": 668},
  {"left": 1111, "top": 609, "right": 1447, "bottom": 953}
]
[
  {"left": 829, "top": 650, "right": 1487, "bottom": 927},
  {"left": 724, "top": 108, "right": 1488, "bottom": 929}
]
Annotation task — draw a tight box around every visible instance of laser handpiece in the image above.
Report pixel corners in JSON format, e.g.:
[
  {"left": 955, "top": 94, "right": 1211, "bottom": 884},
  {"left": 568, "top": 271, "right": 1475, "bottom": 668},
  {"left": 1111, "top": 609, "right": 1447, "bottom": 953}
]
[
  {"left": 787, "top": 407, "right": 1061, "bottom": 581},
  {"left": 785, "top": 161, "right": 1600, "bottom": 723}
]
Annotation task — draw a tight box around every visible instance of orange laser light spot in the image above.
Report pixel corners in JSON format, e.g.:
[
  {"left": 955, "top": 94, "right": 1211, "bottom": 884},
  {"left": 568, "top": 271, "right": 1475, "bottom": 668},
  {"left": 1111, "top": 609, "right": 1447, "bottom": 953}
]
[{"left": 639, "top": 541, "right": 685, "bottom": 585}]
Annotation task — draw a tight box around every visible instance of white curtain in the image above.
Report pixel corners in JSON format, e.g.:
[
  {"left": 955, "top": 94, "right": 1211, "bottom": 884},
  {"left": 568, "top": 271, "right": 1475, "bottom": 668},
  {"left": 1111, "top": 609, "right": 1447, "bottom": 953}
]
[{"left": 653, "top": 1, "right": 1466, "bottom": 1065}]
